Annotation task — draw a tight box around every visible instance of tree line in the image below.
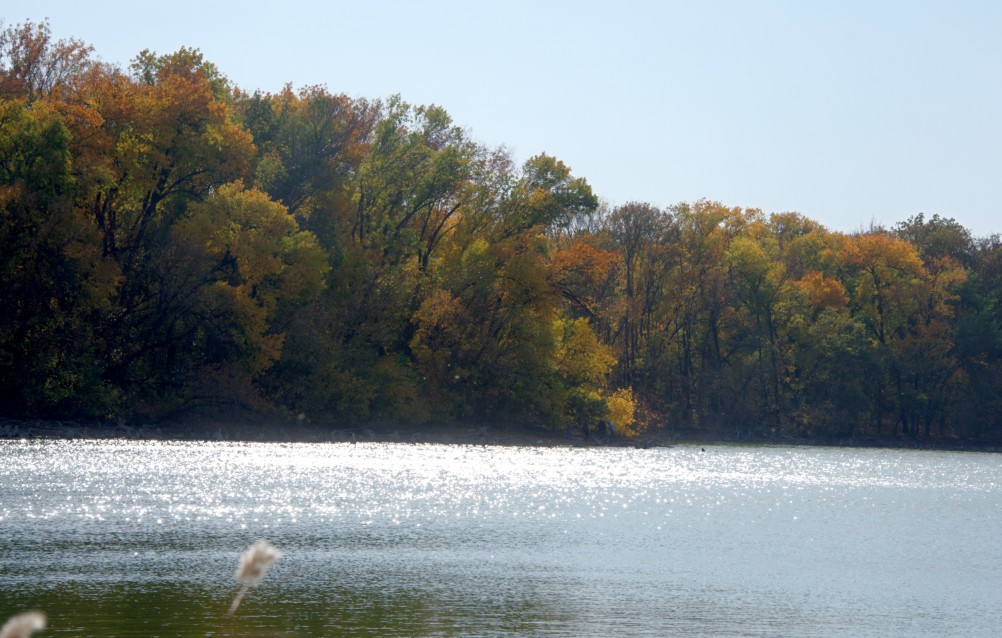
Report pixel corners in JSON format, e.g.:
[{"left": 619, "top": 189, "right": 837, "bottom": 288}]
[{"left": 2, "top": 20, "right": 1000, "bottom": 442}]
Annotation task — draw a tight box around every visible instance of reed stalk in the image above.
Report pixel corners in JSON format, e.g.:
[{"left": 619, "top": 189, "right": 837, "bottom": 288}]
[{"left": 228, "top": 540, "right": 281, "bottom": 615}]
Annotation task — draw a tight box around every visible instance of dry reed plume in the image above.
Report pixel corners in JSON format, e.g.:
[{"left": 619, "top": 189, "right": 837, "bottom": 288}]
[
  {"left": 0, "top": 612, "right": 46, "bottom": 638},
  {"left": 228, "top": 540, "right": 281, "bottom": 615}
]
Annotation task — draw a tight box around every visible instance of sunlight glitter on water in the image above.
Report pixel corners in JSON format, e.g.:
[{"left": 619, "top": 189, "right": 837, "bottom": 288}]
[{"left": 2, "top": 439, "right": 1001, "bottom": 636}]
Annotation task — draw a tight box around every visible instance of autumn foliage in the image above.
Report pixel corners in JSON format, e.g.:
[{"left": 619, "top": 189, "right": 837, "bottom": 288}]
[{"left": 2, "top": 20, "right": 1001, "bottom": 443}]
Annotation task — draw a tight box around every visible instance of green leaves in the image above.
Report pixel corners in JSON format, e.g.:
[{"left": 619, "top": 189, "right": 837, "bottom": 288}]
[
  {"left": 0, "top": 98, "right": 116, "bottom": 415},
  {"left": 1, "top": 20, "right": 998, "bottom": 444},
  {"left": 167, "top": 183, "right": 325, "bottom": 376}
]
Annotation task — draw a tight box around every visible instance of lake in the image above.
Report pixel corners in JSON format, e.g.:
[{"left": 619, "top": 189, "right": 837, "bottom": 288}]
[{"left": 1, "top": 439, "right": 1000, "bottom": 637}]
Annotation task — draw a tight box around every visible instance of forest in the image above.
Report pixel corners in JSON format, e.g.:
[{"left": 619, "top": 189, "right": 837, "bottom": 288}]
[{"left": 2, "top": 20, "right": 1001, "bottom": 443}]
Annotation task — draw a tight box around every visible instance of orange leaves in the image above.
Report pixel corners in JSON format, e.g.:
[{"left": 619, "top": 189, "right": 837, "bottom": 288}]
[
  {"left": 840, "top": 232, "right": 925, "bottom": 279},
  {"left": 794, "top": 272, "right": 848, "bottom": 312},
  {"left": 550, "top": 239, "right": 618, "bottom": 288},
  {"left": 88, "top": 55, "right": 253, "bottom": 196},
  {"left": 0, "top": 19, "right": 95, "bottom": 100},
  {"left": 549, "top": 237, "right": 619, "bottom": 316}
]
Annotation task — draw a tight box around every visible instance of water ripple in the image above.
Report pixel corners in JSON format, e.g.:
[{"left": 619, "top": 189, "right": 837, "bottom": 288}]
[{"left": 1, "top": 440, "right": 1000, "bottom": 636}]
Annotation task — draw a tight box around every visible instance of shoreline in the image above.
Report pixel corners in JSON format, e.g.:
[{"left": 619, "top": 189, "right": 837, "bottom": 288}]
[
  {"left": 1, "top": 417, "right": 1000, "bottom": 453},
  {"left": 0, "top": 418, "right": 647, "bottom": 448}
]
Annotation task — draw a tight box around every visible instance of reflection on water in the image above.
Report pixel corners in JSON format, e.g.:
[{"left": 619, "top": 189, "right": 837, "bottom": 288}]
[{"left": 1, "top": 440, "right": 1001, "bottom": 636}]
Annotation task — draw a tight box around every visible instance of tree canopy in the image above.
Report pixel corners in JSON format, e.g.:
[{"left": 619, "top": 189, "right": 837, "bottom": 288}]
[{"left": 2, "top": 20, "right": 1000, "bottom": 444}]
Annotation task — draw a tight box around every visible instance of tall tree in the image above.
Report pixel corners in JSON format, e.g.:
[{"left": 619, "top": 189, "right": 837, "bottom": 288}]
[
  {"left": 0, "top": 98, "right": 115, "bottom": 414},
  {"left": 604, "top": 202, "right": 676, "bottom": 388},
  {"left": 72, "top": 49, "right": 256, "bottom": 409},
  {"left": 839, "top": 232, "right": 965, "bottom": 436},
  {"left": 237, "top": 85, "right": 376, "bottom": 235},
  {"left": 0, "top": 19, "right": 95, "bottom": 100}
]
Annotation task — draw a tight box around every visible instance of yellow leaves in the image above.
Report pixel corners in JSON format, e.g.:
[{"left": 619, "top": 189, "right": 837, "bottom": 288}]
[
  {"left": 205, "top": 281, "right": 280, "bottom": 373},
  {"left": 684, "top": 200, "right": 757, "bottom": 240},
  {"left": 184, "top": 182, "right": 326, "bottom": 304},
  {"left": 840, "top": 234, "right": 927, "bottom": 318},
  {"left": 279, "top": 231, "right": 329, "bottom": 302},
  {"left": 554, "top": 318, "right": 615, "bottom": 387},
  {"left": 837, "top": 231, "right": 967, "bottom": 355},
  {"left": 409, "top": 289, "right": 466, "bottom": 386},
  {"left": 83, "top": 59, "right": 253, "bottom": 210},
  {"left": 174, "top": 182, "right": 327, "bottom": 372},
  {"left": 726, "top": 235, "right": 772, "bottom": 283},
  {"left": 840, "top": 233, "right": 925, "bottom": 280},
  {"left": 605, "top": 388, "right": 639, "bottom": 435}
]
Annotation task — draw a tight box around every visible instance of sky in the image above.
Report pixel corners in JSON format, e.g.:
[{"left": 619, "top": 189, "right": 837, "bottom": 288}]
[{"left": 11, "top": 1, "right": 1002, "bottom": 236}]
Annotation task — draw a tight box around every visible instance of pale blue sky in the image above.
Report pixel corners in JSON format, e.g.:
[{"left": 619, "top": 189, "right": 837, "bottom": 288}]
[{"left": 13, "top": 1, "right": 1002, "bottom": 236}]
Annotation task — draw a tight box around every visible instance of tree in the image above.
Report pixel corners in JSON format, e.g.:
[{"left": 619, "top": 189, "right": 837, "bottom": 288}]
[
  {"left": 554, "top": 317, "right": 616, "bottom": 424},
  {"left": 409, "top": 232, "right": 560, "bottom": 422},
  {"left": 725, "top": 224, "right": 788, "bottom": 429},
  {"left": 352, "top": 97, "right": 475, "bottom": 269},
  {"left": 894, "top": 213, "right": 973, "bottom": 268},
  {"left": 952, "top": 236, "right": 1002, "bottom": 439},
  {"left": 0, "top": 19, "right": 95, "bottom": 100},
  {"left": 236, "top": 85, "right": 377, "bottom": 235},
  {"left": 130, "top": 46, "right": 230, "bottom": 98},
  {"left": 549, "top": 235, "right": 619, "bottom": 322},
  {"left": 604, "top": 202, "right": 677, "bottom": 387},
  {"left": 660, "top": 201, "right": 746, "bottom": 429},
  {"left": 782, "top": 267, "right": 868, "bottom": 437},
  {"left": 839, "top": 232, "right": 965, "bottom": 436},
  {"left": 522, "top": 153, "right": 599, "bottom": 238},
  {"left": 61, "top": 49, "right": 258, "bottom": 409},
  {"left": 0, "top": 98, "right": 116, "bottom": 414},
  {"left": 170, "top": 183, "right": 327, "bottom": 382}
]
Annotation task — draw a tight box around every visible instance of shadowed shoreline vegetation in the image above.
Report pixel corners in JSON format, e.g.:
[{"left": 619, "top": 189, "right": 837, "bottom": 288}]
[{"left": 2, "top": 20, "right": 1002, "bottom": 447}]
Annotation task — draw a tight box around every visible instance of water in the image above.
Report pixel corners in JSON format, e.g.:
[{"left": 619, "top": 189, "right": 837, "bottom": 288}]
[{"left": 1, "top": 440, "right": 1000, "bottom": 637}]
